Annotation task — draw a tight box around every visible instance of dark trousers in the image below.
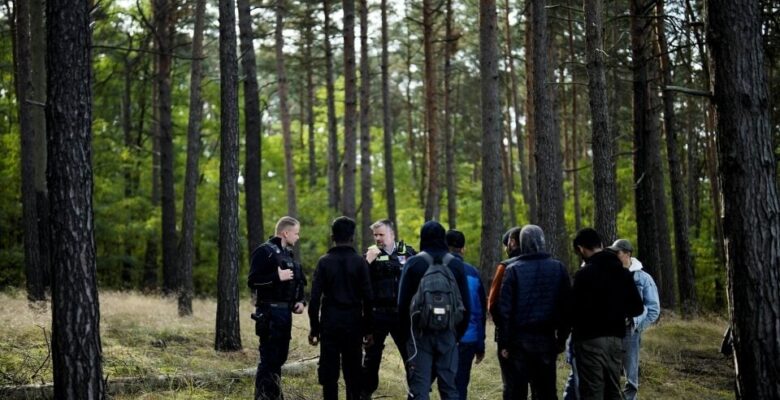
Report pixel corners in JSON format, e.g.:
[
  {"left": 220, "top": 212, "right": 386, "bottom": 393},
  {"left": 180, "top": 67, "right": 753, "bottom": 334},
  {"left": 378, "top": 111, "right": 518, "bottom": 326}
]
[
  {"left": 455, "top": 341, "right": 480, "bottom": 400},
  {"left": 362, "top": 312, "right": 409, "bottom": 396},
  {"left": 255, "top": 306, "right": 292, "bottom": 400},
  {"left": 502, "top": 345, "right": 558, "bottom": 400},
  {"left": 319, "top": 328, "right": 363, "bottom": 400},
  {"left": 406, "top": 330, "right": 459, "bottom": 400},
  {"left": 574, "top": 337, "right": 624, "bottom": 400}
]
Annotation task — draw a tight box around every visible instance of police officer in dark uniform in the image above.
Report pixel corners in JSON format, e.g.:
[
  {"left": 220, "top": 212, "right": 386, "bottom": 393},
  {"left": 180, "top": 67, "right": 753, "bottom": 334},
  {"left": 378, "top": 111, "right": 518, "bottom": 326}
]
[
  {"left": 361, "top": 219, "right": 416, "bottom": 400},
  {"left": 248, "top": 216, "right": 306, "bottom": 400},
  {"left": 308, "top": 216, "right": 374, "bottom": 400}
]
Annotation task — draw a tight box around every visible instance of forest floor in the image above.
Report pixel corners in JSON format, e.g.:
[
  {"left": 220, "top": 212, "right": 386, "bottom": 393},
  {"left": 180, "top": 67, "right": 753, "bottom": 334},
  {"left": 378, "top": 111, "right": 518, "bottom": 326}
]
[{"left": 0, "top": 291, "right": 735, "bottom": 399}]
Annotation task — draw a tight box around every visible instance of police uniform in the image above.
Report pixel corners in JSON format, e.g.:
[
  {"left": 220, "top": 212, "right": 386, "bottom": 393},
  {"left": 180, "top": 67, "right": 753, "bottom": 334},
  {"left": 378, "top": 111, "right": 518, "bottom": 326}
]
[
  {"left": 361, "top": 241, "right": 415, "bottom": 399},
  {"left": 248, "top": 237, "right": 306, "bottom": 400}
]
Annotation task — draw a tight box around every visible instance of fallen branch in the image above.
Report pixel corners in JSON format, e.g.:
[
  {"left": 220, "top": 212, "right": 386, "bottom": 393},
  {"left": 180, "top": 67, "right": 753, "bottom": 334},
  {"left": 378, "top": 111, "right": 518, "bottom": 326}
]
[{"left": 0, "top": 358, "right": 318, "bottom": 399}]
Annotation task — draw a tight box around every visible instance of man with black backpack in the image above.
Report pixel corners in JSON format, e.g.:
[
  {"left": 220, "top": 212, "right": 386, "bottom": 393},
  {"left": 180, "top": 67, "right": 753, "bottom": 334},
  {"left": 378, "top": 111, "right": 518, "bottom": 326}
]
[{"left": 397, "top": 221, "right": 471, "bottom": 400}]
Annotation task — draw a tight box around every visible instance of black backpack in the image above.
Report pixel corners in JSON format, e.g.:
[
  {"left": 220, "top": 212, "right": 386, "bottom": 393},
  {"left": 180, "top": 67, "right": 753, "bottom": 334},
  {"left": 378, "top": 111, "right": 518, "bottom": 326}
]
[{"left": 410, "top": 252, "right": 465, "bottom": 332}]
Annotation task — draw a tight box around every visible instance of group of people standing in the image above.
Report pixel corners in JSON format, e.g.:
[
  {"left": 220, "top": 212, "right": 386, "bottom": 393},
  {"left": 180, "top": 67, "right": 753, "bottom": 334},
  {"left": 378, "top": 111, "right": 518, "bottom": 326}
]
[{"left": 247, "top": 216, "right": 660, "bottom": 400}]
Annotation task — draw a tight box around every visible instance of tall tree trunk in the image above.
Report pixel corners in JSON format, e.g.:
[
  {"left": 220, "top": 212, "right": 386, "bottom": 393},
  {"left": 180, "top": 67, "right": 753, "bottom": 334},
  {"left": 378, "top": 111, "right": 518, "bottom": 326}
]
[
  {"left": 585, "top": 0, "right": 617, "bottom": 243},
  {"left": 630, "top": 0, "right": 664, "bottom": 287},
  {"left": 324, "top": 0, "right": 340, "bottom": 210},
  {"left": 154, "top": 0, "right": 178, "bottom": 296},
  {"left": 524, "top": 4, "right": 538, "bottom": 223},
  {"left": 143, "top": 57, "right": 161, "bottom": 292},
  {"left": 305, "top": 7, "right": 316, "bottom": 189},
  {"left": 566, "top": 10, "right": 581, "bottom": 232},
  {"left": 444, "top": 0, "right": 457, "bottom": 228},
  {"left": 47, "top": 0, "right": 105, "bottom": 394},
  {"left": 342, "top": 0, "right": 357, "bottom": 219},
  {"left": 14, "top": 0, "right": 45, "bottom": 302},
  {"left": 479, "top": 0, "right": 504, "bottom": 284},
  {"left": 532, "top": 0, "right": 569, "bottom": 262},
  {"left": 656, "top": 0, "right": 697, "bottom": 316},
  {"left": 503, "top": 0, "right": 530, "bottom": 221},
  {"left": 708, "top": 0, "right": 780, "bottom": 397},
  {"left": 381, "top": 0, "right": 397, "bottom": 228},
  {"left": 405, "top": 13, "right": 418, "bottom": 192},
  {"left": 423, "top": 0, "right": 440, "bottom": 221},
  {"left": 276, "top": 0, "right": 297, "bottom": 217},
  {"left": 122, "top": 46, "right": 136, "bottom": 288},
  {"left": 215, "top": 0, "right": 242, "bottom": 352},
  {"left": 239, "top": 0, "right": 264, "bottom": 252},
  {"left": 31, "top": 0, "right": 50, "bottom": 293},
  {"left": 359, "top": 0, "right": 373, "bottom": 250},
  {"left": 178, "top": 0, "right": 206, "bottom": 317}
]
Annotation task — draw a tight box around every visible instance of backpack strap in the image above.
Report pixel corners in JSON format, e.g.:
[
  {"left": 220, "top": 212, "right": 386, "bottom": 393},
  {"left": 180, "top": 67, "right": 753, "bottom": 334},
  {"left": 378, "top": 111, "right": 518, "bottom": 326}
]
[{"left": 419, "top": 251, "right": 433, "bottom": 266}]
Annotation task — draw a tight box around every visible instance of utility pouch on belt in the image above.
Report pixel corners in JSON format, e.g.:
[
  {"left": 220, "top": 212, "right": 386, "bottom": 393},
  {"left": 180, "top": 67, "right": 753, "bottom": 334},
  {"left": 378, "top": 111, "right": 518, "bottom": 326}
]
[{"left": 252, "top": 308, "right": 270, "bottom": 337}]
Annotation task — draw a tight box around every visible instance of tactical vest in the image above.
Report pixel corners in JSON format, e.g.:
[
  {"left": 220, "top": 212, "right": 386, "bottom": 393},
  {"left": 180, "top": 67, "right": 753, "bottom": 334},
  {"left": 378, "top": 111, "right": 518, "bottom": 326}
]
[
  {"left": 256, "top": 241, "right": 305, "bottom": 304},
  {"left": 370, "top": 241, "right": 412, "bottom": 309}
]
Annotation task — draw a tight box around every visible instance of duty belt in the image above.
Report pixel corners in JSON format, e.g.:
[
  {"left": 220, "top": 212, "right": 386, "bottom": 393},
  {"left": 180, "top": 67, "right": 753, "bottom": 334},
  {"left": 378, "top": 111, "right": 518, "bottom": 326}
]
[{"left": 259, "top": 301, "right": 292, "bottom": 309}]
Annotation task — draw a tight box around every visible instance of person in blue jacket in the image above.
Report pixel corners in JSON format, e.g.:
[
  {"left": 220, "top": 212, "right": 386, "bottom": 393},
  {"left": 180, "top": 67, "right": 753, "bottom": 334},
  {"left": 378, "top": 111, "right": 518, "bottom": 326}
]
[{"left": 446, "top": 229, "right": 486, "bottom": 400}]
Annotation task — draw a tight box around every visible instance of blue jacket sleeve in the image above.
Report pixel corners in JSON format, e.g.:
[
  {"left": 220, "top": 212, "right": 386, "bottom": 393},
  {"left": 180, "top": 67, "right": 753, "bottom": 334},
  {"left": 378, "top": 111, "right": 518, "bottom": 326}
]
[
  {"left": 634, "top": 272, "right": 660, "bottom": 332},
  {"left": 454, "top": 261, "right": 471, "bottom": 340}
]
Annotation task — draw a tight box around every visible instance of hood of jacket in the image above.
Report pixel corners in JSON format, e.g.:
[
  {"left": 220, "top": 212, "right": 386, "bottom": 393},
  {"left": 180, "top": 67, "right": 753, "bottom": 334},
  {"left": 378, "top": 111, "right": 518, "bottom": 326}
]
[
  {"left": 629, "top": 257, "right": 643, "bottom": 272},
  {"left": 519, "top": 224, "right": 546, "bottom": 255},
  {"left": 419, "top": 221, "right": 448, "bottom": 252}
]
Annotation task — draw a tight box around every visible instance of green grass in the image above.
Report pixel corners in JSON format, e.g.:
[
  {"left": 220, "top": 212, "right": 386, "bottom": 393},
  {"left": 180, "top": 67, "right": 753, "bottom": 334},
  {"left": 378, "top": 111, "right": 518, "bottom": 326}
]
[{"left": 0, "top": 291, "right": 735, "bottom": 399}]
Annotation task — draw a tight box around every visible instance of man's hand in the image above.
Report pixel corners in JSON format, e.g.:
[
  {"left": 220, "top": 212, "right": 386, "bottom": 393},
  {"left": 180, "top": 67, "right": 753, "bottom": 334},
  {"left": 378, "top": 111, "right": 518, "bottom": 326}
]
[
  {"left": 292, "top": 302, "right": 305, "bottom": 314},
  {"left": 500, "top": 349, "right": 509, "bottom": 359},
  {"left": 475, "top": 352, "right": 485, "bottom": 364},
  {"left": 278, "top": 267, "right": 294, "bottom": 281},
  {"left": 366, "top": 246, "right": 381, "bottom": 264},
  {"left": 308, "top": 334, "right": 319, "bottom": 346},
  {"left": 363, "top": 334, "right": 374, "bottom": 348}
]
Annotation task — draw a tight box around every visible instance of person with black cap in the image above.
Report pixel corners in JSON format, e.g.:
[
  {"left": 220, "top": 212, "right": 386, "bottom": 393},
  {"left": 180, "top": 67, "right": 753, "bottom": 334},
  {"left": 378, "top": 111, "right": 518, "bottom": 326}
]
[
  {"left": 487, "top": 226, "right": 521, "bottom": 397},
  {"left": 446, "top": 229, "right": 486, "bottom": 400},
  {"left": 498, "top": 225, "right": 572, "bottom": 399},
  {"left": 308, "top": 216, "right": 374, "bottom": 400},
  {"left": 607, "top": 239, "right": 660, "bottom": 400},
  {"left": 397, "top": 221, "right": 471, "bottom": 400},
  {"left": 570, "top": 228, "right": 643, "bottom": 400}
]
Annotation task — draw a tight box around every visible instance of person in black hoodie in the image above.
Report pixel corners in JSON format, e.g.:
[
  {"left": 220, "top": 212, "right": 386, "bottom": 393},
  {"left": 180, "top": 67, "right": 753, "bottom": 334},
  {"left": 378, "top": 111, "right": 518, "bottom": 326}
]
[
  {"left": 397, "top": 221, "right": 471, "bottom": 400},
  {"left": 308, "top": 216, "right": 374, "bottom": 400},
  {"left": 571, "top": 228, "right": 643, "bottom": 400}
]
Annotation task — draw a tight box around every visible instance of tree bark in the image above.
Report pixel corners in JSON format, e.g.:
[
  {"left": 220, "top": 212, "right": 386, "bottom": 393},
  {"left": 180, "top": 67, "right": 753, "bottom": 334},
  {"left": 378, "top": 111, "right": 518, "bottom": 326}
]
[
  {"left": 423, "top": 0, "right": 440, "bottom": 221},
  {"left": 143, "top": 55, "right": 161, "bottom": 292},
  {"left": 178, "top": 0, "right": 206, "bottom": 317},
  {"left": 656, "top": 0, "right": 697, "bottom": 316},
  {"left": 479, "top": 0, "right": 504, "bottom": 284},
  {"left": 444, "top": 0, "right": 457, "bottom": 228},
  {"left": 276, "top": 0, "right": 297, "bottom": 218},
  {"left": 585, "top": 0, "right": 618, "bottom": 243},
  {"left": 381, "top": 0, "right": 397, "bottom": 228},
  {"left": 14, "top": 0, "right": 45, "bottom": 302},
  {"left": 359, "top": 0, "right": 373, "bottom": 250},
  {"left": 238, "top": 0, "right": 264, "bottom": 253},
  {"left": 342, "top": 0, "right": 357, "bottom": 219},
  {"left": 532, "top": 0, "right": 569, "bottom": 262},
  {"left": 153, "top": 0, "right": 179, "bottom": 296},
  {"left": 708, "top": 0, "right": 780, "bottom": 397},
  {"left": 305, "top": 6, "right": 316, "bottom": 189},
  {"left": 503, "top": 0, "right": 530, "bottom": 222},
  {"left": 31, "top": 0, "right": 50, "bottom": 293},
  {"left": 566, "top": 9, "right": 581, "bottom": 232},
  {"left": 524, "top": 4, "right": 538, "bottom": 223},
  {"left": 47, "top": 0, "right": 105, "bottom": 395},
  {"left": 630, "top": 0, "right": 665, "bottom": 289},
  {"left": 324, "top": 0, "right": 340, "bottom": 210},
  {"left": 216, "top": 0, "right": 242, "bottom": 352}
]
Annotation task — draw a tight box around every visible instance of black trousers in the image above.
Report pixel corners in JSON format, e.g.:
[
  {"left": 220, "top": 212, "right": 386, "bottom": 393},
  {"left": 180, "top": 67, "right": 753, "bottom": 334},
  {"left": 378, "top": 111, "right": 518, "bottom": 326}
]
[
  {"left": 319, "top": 308, "right": 364, "bottom": 400},
  {"left": 361, "top": 312, "right": 409, "bottom": 396},
  {"left": 255, "top": 306, "right": 292, "bottom": 400},
  {"left": 502, "top": 345, "right": 558, "bottom": 400}
]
